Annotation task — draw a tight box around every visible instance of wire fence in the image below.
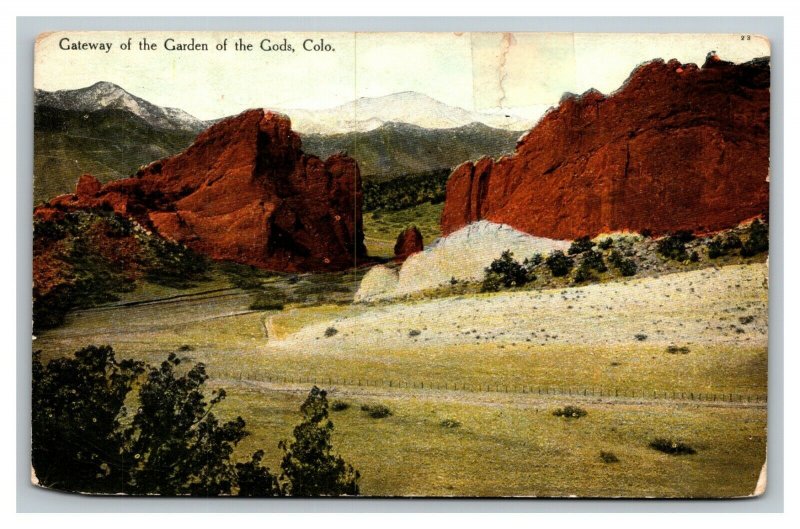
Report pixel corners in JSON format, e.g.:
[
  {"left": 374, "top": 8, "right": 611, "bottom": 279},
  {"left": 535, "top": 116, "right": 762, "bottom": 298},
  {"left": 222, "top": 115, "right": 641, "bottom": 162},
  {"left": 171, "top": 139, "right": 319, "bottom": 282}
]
[{"left": 233, "top": 371, "right": 768, "bottom": 405}]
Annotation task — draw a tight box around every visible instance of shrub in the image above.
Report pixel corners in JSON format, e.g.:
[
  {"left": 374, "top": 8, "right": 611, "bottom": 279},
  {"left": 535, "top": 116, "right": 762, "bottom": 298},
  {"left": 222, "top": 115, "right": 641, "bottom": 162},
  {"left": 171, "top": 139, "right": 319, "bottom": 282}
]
[
  {"left": 741, "top": 219, "right": 769, "bottom": 257},
  {"left": 573, "top": 263, "right": 593, "bottom": 283},
  {"left": 524, "top": 253, "right": 543, "bottom": 269},
  {"left": 656, "top": 231, "right": 694, "bottom": 261},
  {"left": 649, "top": 438, "right": 696, "bottom": 455},
  {"left": 440, "top": 419, "right": 461, "bottom": 428},
  {"left": 482, "top": 250, "right": 530, "bottom": 291},
  {"left": 552, "top": 405, "right": 588, "bottom": 419},
  {"left": 600, "top": 451, "right": 620, "bottom": 464},
  {"left": 568, "top": 236, "right": 594, "bottom": 255},
  {"left": 545, "top": 250, "right": 574, "bottom": 277},
  {"left": 615, "top": 256, "right": 638, "bottom": 277},
  {"left": 481, "top": 272, "right": 504, "bottom": 293},
  {"left": 722, "top": 232, "right": 744, "bottom": 250},
  {"left": 249, "top": 288, "right": 286, "bottom": 311},
  {"left": 219, "top": 262, "right": 266, "bottom": 290},
  {"left": 331, "top": 400, "right": 351, "bottom": 412},
  {"left": 634, "top": 333, "right": 648, "bottom": 341},
  {"left": 177, "top": 344, "right": 194, "bottom": 352},
  {"left": 666, "top": 345, "right": 690, "bottom": 354},
  {"left": 708, "top": 232, "right": 744, "bottom": 259},
  {"left": 689, "top": 250, "right": 699, "bottom": 262},
  {"left": 360, "top": 404, "right": 392, "bottom": 419},
  {"left": 235, "top": 450, "right": 281, "bottom": 497},
  {"left": 598, "top": 237, "right": 614, "bottom": 250},
  {"left": 324, "top": 327, "right": 338, "bottom": 338},
  {"left": 582, "top": 250, "right": 607, "bottom": 273},
  {"left": 279, "top": 387, "right": 361, "bottom": 496},
  {"left": 707, "top": 238, "right": 724, "bottom": 259}
]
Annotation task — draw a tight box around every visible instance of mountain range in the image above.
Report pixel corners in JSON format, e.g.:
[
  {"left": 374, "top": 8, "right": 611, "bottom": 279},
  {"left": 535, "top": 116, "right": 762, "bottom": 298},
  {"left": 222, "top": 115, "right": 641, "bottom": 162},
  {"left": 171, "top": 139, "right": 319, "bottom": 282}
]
[
  {"left": 35, "top": 81, "right": 207, "bottom": 132},
  {"left": 275, "top": 91, "right": 536, "bottom": 134},
  {"left": 34, "top": 83, "right": 523, "bottom": 203}
]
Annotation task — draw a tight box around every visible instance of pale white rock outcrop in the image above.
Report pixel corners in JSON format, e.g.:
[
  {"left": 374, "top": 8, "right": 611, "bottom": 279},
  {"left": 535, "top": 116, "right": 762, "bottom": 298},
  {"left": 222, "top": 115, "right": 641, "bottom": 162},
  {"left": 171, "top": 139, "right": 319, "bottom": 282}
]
[{"left": 354, "top": 221, "right": 570, "bottom": 301}]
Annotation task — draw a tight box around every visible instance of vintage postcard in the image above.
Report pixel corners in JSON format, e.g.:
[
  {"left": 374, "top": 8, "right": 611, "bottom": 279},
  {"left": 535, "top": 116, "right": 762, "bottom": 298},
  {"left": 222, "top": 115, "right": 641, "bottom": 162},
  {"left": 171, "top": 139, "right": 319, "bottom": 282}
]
[{"left": 31, "top": 31, "right": 769, "bottom": 497}]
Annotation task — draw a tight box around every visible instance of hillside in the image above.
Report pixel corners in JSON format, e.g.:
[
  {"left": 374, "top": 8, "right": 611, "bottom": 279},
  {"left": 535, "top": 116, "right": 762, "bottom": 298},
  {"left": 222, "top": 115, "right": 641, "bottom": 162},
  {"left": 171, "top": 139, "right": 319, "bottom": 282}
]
[
  {"left": 35, "top": 81, "right": 206, "bottom": 131},
  {"left": 302, "top": 121, "right": 521, "bottom": 181},
  {"left": 34, "top": 105, "right": 197, "bottom": 204}
]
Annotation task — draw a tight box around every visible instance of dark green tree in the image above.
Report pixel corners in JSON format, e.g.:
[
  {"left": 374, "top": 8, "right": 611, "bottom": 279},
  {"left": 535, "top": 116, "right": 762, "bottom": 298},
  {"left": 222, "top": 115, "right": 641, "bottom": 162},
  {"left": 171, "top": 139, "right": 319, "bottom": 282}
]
[
  {"left": 656, "top": 230, "right": 695, "bottom": 261},
  {"left": 32, "top": 346, "right": 144, "bottom": 492},
  {"left": 278, "top": 386, "right": 360, "bottom": 496},
  {"left": 235, "top": 450, "right": 281, "bottom": 497},
  {"left": 741, "top": 219, "right": 769, "bottom": 257},
  {"left": 568, "top": 236, "right": 594, "bottom": 255},
  {"left": 545, "top": 250, "right": 574, "bottom": 277},
  {"left": 32, "top": 347, "right": 359, "bottom": 496},
  {"left": 482, "top": 250, "right": 530, "bottom": 292},
  {"left": 121, "top": 353, "right": 252, "bottom": 496}
]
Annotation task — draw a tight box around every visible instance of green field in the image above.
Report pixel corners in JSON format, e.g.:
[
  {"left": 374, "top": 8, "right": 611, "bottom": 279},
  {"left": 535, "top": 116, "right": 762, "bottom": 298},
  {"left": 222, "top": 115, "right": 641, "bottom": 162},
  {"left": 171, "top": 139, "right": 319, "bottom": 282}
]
[
  {"left": 363, "top": 202, "right": 444, "bottom": 257},
  {"left": 34, "top": 260, "right": 768, "bottom": 497}
]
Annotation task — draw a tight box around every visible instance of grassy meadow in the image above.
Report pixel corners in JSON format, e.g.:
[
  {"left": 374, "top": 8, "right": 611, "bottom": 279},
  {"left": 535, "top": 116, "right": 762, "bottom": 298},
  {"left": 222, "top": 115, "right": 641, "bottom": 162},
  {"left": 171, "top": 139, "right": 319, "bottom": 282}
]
[
  {"left": 34, "top": 256, "right": 768, "bottom": 497},
  {"left": 363, "top": 202, "right": 444, "bottom": 257}
]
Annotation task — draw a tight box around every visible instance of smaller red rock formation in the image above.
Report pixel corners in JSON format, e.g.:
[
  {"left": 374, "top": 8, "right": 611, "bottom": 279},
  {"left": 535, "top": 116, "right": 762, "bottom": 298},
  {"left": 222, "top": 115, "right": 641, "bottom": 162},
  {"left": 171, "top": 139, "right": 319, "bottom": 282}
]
[
  {"left": 393, "top": 226, "right": 424, "bottom": 261},
  {"left": 75, "top": 174, "right": 102, "bottom": 197}
]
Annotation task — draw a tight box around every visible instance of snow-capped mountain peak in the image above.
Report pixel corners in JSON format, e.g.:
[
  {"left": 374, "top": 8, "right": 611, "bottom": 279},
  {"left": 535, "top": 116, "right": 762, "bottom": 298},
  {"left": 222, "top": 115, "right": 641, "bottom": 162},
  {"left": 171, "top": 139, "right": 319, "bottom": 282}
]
[
  {"left": 35, "top": 82, "right": 206, "bottom": 132},
  {"left": 277, "top": 91, "right": 536, "bottom": 134}
]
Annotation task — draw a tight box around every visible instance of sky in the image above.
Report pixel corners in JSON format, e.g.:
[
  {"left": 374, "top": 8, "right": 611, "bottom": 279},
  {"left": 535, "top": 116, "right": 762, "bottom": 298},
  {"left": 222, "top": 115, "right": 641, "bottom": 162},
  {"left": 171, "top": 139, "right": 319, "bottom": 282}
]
[{"left": 35, "top": 31, "right": 770, "bottom": 121}]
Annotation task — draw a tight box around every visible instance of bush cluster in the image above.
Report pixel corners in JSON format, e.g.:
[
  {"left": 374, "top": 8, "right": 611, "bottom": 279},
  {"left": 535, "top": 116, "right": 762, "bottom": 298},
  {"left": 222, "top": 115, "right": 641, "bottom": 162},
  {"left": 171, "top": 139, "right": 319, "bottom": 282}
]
[
  {"left": 741, "top": 219, "right": 769, "bottom": 257},
  {"left": 608, "top": 249, "right": 637, "bottom": 277},
  {"left": 568, "top": 236, "right": 594, "bottom": 255},
  {"left": 33, "top": 211, "right": 209, "bottom": 332},
  {"left": 666, "top": 345, "right": 690, "bottom": 354},
  {"left": 360, "top": 404, "right": 392, "bottom": 419},
  {"left": 574, "top": 249, "right": 607, "bottom": 283},
  {"left": 599, "top": 451, "right": 620, "bottom": 464},
  {"left": 32, "top": 346, "right": 360, "bottom": 496},
  {"left": 545, "top": 250, "right": 574, "bottom": 277},
  {"left": 249, "top": 287, "right": 287, "bottom": 311},
  {"left": 363, "top": 169, "right": 450, "bottom": 211},
  {"left": 656, "top": 230, "right": 695, "bottom": 261},
  {"left": 597, "top": 237, "right": 614, "bottom": 250},
  {"left": 552, "top": 405, "right": 588, "bottom": 419},
  {"left": 482, "top": 250, "right": 532, "bottom": 292},
  {"left": 649, "top": 438, "right": 696, "bottom": 455},
  {"left": 331, "top": 400, "right": 351, "bottom": 412}
]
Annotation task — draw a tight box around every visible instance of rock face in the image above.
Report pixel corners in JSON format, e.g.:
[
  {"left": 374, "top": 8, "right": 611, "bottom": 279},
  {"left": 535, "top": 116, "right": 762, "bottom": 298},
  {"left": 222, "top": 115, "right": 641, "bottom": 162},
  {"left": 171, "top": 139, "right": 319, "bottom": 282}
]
[
  {"left": 36, "top": 109, "right": 367, "bottom": 272},
  {"left": 393, "top": 226, "right": 424, "bottom": 261},
  {"left": 354, "top": 221, "right": 570, "bottom": 302},
  {"left": 441, "top": 56, "right": 771, "bottom": 239}
]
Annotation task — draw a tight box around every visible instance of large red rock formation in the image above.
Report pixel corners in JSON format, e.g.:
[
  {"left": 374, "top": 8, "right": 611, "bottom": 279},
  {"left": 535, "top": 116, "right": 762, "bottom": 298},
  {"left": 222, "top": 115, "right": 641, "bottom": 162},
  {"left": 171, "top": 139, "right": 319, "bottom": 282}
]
[
  {"left": 441, "top": 55, "right": 770, "bottom": 239},
  {"left": 36, "top": 109, "right": 367, "bottom": 272}
]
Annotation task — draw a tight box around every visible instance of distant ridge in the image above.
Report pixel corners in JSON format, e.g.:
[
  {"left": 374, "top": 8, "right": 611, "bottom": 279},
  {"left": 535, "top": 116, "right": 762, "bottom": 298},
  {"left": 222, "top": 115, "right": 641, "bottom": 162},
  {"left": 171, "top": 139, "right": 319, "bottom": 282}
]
[
  {"left": 276, "top": 91, "right": 537, "bottom": 134},
  {"left": 301, "top": 120, "right": 522, "bottom": 180},
  {"left": 35, "top": 82, "right": 206, "bottom": 132}
]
